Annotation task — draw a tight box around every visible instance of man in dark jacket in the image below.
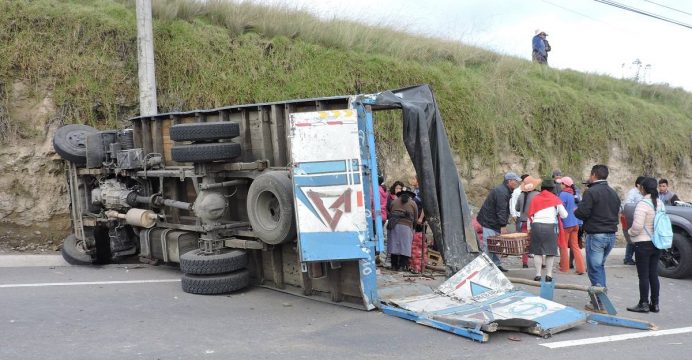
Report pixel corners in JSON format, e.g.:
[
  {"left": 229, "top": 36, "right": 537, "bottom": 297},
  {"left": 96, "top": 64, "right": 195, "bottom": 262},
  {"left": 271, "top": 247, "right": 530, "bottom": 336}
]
[
  {"left": 575, "top": 165, "right": 621, "bottom": 294},
  {"left": 477, "top": 171, "right": 522, "bottom": 272}
]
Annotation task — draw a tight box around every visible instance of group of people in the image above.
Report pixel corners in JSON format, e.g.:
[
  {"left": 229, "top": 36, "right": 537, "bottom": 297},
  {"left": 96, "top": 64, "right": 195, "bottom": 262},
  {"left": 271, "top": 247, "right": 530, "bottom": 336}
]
[
  {"left": 377, "top": 177, "right": 424, "bottom": 271},
  {"left": 479, "top": 164, "right": 680, "bottom": 314}
]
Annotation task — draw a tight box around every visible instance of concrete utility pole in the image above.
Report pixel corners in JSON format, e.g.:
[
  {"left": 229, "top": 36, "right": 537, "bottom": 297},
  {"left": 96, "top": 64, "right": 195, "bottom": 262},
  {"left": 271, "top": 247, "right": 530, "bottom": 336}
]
[{"left": 136, "top": 0, "right": 158, "bottom": 116}]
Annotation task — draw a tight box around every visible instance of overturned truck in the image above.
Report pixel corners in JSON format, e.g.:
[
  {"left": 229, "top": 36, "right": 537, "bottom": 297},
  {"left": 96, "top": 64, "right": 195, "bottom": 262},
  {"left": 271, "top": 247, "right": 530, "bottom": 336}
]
[{"left": 54, "top": 85, "right": 478, "bottom": 309}]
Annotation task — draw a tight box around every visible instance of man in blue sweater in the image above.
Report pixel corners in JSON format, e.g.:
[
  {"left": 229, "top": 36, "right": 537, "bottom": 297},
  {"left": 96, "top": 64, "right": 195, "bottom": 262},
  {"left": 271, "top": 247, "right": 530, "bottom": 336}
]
[{"left": 532, "top": 30, "right": 549, "bottom": 65}]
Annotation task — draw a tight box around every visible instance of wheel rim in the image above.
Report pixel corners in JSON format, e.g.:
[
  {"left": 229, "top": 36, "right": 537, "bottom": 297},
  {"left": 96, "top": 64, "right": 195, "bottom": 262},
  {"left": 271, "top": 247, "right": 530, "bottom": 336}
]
[
  {"left": 255, "top": 190, "right": 281, "bottom": 231},
  {"left": 659, "top": 245, "right": 681, "bottom": 271},
  {"left": 66, "top": 130, "right": 88, "bottom": 150}
]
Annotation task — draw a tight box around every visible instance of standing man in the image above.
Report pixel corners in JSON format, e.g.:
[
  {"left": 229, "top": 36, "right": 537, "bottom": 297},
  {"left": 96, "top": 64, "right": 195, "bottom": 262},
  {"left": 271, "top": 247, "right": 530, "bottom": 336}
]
[
  {"left": 621, "top": 176, "right": 645, "bottom": 265},
  {"left": 658, "top": 179, "right": 680, "bottom": 206},
  {"left": 575, "top": 165, "right": 621, "bottom": 301},
  {"left": 532, "top": 30, "right": 550, "bottom": 65},
  {"left": 477, "top": 171, "right": 523, "bottom": 272},
  {"left": 552, "top": 170, "right": 562, "bottom": 195},
  {"left": 510, "top": 174, "right": 530, "bottom": 231}
]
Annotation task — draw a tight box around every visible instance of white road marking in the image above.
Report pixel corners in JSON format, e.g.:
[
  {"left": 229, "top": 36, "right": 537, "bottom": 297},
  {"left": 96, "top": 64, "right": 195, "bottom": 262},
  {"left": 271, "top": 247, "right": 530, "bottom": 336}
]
[
  {"left": 0, "top": 279, "right": 181, "bottom": 288},
  {"left": 541, "top": 326, "right": 692, "bottom": 349}
]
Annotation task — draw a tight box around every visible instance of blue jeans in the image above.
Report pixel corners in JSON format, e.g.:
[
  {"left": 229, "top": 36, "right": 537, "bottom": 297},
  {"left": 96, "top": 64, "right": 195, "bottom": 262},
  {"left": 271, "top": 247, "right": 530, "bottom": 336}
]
[
  {"left": 481, "top": 227, "right": 502, "bottom": 267},
  {"left": 624, "top": 243, "right": 635, "bottom": 263},
  {"left": 585, "top": 233, "right": 616, "bottom": 287},
  {"left": 622, "top": 227, "right": 635, "bottom": 262}
]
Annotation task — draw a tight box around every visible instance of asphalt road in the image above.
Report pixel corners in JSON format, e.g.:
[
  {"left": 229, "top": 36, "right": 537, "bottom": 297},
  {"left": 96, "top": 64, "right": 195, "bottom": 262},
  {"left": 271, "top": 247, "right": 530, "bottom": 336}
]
[{"left": 1, "top": 254, "right": 691, "bottom": 360}]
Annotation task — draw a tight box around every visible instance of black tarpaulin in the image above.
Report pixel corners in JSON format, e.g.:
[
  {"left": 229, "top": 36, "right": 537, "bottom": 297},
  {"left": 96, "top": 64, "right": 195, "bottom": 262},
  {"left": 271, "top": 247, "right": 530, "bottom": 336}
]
[{"left": 370, "top": 84, "right": 478, "bottom": 274}]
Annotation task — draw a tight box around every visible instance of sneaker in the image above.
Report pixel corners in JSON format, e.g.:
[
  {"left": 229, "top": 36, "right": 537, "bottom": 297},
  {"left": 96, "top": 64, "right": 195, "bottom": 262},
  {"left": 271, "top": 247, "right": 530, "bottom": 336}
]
[
  {"left": 533, "top": 276, "right": 542, "bottom": 282},
  {"left": 584, "top": 303, "right": 608, "bottom": 314},
  {"left": 623, "top": 259, "right": 636, "bottom": 265},
  {"left": 522, "top": 264, "right": 529, "bottom": 269},
  {"left": 545, "top": 276, "right": 553, "bottom": 282}
]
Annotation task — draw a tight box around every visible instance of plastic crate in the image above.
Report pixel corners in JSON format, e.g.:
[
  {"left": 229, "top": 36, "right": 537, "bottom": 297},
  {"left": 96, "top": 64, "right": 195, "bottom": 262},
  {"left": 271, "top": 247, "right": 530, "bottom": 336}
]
[{"left": 487, "top": 234, "right": 530, "bottom": 256}]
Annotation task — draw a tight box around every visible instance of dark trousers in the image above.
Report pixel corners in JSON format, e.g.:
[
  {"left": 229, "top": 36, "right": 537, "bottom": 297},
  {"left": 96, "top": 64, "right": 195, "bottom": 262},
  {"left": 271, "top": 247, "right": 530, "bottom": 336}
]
[
  {"left": 634, "top": 241, "right": 661, "bottom": 304},
  {"left": 391, "top": 254, "right": 409, "bottom": 271}
]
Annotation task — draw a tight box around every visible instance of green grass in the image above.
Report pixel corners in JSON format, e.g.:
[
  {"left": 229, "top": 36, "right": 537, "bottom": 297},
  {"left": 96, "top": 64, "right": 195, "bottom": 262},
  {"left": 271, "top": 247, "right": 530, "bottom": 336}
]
[{"left": 1, "top": 0, "right": 691, "bottom": 176}]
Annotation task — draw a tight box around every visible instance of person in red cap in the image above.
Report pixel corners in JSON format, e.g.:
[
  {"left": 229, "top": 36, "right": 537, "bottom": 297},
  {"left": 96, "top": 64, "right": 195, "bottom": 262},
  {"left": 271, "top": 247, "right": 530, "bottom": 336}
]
[{"left": 557, "top": 176, "right": 586, "bottom": 274}]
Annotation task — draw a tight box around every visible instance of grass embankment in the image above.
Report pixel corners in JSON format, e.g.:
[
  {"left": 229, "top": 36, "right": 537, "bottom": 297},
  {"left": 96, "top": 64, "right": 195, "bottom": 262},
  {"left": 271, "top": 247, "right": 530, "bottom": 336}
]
[{"left": 1, "top": 0, "right": 691, "bottom": 176}]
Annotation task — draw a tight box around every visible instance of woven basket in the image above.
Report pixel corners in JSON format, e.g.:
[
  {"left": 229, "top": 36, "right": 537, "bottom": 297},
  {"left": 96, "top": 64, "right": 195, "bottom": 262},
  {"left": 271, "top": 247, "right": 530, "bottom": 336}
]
[{"left": 487, "top": 234, "right": 530, "bottom": 256}]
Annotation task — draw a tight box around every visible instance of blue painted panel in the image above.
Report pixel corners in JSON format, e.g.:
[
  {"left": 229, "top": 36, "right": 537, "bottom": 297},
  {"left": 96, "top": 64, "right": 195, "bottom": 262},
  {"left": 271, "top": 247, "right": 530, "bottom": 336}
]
[
  {"left": 382, "top": 305, "right": 488, "bottom": 342},
  {"left": 587, "top": 313, "right": 654, "bottom": 330},
  {"left": 296, "top": 160, "right": 347, "bottom": 174},
  {"left": 299, "top": 232, "right": 368, "bottom": 261},
  {"left": 293, "top": 173, "right": 361, "bottom": 187},
  {"left": 359, "top": 252, "right": 379, "bottom": 309},
  {"left": 532, "top": 307, "right": 587, "bottom": 330},
  {"left": 362, "top": 108, "right": 384, "bottom": 252}
]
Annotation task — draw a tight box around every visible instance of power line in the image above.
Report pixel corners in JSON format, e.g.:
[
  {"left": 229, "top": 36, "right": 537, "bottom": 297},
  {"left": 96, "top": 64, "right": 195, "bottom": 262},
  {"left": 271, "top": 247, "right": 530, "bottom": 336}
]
[
  {"left": 643, "top": 0, "right": 692, "bottom": 17},
  {"left": 541, "top": 0, "right": 635, "bottom": 34},
  {"left": 594, "top": 0, "right": 692, "bottom": 29}
]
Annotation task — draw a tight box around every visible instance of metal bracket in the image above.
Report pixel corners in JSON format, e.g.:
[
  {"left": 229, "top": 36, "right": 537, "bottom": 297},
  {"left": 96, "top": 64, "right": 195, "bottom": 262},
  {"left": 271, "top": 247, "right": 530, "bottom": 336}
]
[{"left": 160, "top": 228, "right": 173, "bottom": 263}]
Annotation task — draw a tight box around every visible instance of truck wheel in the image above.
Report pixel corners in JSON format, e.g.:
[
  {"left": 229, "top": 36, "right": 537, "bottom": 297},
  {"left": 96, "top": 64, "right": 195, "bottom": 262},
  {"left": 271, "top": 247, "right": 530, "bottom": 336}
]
[
  {"left": 658, "top": 233, "right": 692, "bottom": 278},
  {"left": 180, "top": 249, "right": 248, "bottom": 275},
  {"left": 171, "top": 143, "right": 241, "bottom": 162},
  {"left": 246, "top": 171, "right": 296, "bottom": 245},
  {"left": 53, "top": 124, "right": 98, "bottom": 166},
  {"left": 170, "top": 122, "right": 240, "bottom": 142},
  {"left": 61, "top": 234, "right": 94, "bottom": 265},
  {"left": 181, "top": 270, "right": 250, "bottom": 295}
]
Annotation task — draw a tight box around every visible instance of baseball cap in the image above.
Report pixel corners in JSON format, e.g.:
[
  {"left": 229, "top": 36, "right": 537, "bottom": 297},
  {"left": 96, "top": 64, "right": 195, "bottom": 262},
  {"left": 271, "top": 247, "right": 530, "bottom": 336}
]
[
  {"left": 504, "top": 171, "right": 521, "bottom": 182},
  {"left": 556, "top": 176, "right": 574, "bottom": 187}
]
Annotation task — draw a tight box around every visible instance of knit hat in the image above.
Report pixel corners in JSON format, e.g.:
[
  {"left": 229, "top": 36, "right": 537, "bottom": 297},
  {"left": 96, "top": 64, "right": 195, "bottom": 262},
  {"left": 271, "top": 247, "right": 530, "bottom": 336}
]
[
  {"left": 541, "top": 177, "right": 556, "bottom": 189},
  {"left": 504, "top": 171, "right": 522, "bottom": 182}
]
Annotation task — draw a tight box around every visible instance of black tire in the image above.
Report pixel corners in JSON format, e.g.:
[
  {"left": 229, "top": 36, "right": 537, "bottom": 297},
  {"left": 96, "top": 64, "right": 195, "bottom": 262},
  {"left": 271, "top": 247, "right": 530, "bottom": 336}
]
[
  {"left": 180, "top": 249, "right": 248, "bottom": 275},
  {"left": 170, "top": 122, "right": 240, "bottom": 142},
  {"left": 53, "top": 124, "right": 98, "bottom": 166},
  {"left": 181, "top": 270, "right": 250, "bottom": 295},
  {"left": 658, "top": 233, "right": 692, "bottom": 279},
  {"left": 93, "top": 226, "right": 112, "bottom": 265},
  {"left": 61, "top": 234, "right": 94, "bottom": 265},
  {"left": 246, "top": 171, "right": 296, "bottom": 245},
  {"left": 171, "top": 142, "right": 241, "bottom": 163}
]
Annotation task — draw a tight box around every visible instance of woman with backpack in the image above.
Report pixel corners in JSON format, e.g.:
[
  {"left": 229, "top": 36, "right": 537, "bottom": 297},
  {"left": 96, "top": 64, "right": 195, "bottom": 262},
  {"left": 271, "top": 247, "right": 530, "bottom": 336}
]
[{"left": 627, "top": 177, "right": 663, "bottom": 313}]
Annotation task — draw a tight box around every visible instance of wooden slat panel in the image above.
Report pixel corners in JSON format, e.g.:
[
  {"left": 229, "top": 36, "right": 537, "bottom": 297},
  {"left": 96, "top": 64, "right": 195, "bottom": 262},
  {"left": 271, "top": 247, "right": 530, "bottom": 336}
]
[
  {"left": 271, "top": 246, "right": 284, "bottom": 289},
  {"left": 132, "top": 119, "right": 142, "bottom": 149},
  {"left": 162, "top": 119, "right": 174, "bottom": 166},
  {"left": 238, "top": 109, "right": 254, "bottom": 162},
  {"left": 270, "top": 104, "right": 287, "bottom": 167},
  {"left": 141, "top": 118, "right": 153, "bottom": 156},
  {"left": 284, "top": 103, "right": 295, "bottom": 164},
  {"left": 152, "top": 118, "right": 164, "bottom": 156}
]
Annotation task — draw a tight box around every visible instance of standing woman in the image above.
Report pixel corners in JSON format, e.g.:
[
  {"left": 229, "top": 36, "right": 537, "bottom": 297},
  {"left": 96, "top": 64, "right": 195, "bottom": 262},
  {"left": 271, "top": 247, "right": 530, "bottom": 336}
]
[
  {"left": 627, "top": 177, "right": 663, "bottom": 313},
  {"left": 387, "top": 181, "right": 404, "bottom": 215},
  {"left": 386, "top": 187, "right": 419, "bottom": 271},
  {"left": 527, "top": 178, "right": 568, "bottom": 282},
  {"left": 557, "top": 177, "right": 586, "bottom": 274}
]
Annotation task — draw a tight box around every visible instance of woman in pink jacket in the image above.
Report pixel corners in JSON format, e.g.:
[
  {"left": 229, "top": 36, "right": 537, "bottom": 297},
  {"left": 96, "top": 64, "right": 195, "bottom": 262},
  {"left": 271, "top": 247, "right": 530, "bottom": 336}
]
[{"left": 627, "top": 177, "right": 663, "bottom": 313}]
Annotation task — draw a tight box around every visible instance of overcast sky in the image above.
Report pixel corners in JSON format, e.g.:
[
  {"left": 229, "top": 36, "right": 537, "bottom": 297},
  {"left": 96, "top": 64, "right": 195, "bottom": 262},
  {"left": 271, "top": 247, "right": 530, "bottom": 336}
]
[{"left": 252, "top": 0, "right": 692, "bottom": 91}]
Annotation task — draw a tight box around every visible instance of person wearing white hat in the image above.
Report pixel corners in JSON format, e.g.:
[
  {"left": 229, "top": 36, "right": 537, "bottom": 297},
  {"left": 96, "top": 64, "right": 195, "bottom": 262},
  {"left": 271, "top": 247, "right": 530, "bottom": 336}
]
[{"left": 532, "top": 30, "right": 550, "bottom": 65}]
